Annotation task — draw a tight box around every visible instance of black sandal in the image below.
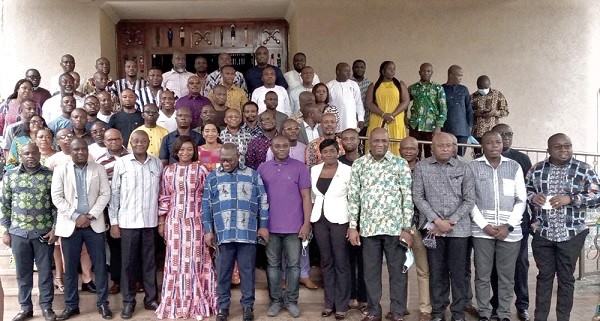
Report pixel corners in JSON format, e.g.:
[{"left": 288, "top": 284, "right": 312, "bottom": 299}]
[
  {"left": 358, "top": 304, "right": 368, "bottom": 315},
  {"left": 321, "top": 309, "right": 334, "bottom": 317},
  {"left": 335, "top": 312, "right": 346, "bottom": 320}
]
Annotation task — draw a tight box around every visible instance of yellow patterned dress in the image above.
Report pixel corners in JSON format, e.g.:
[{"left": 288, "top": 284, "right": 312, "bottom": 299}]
[{"left": 366, "top": 81, "right": 406, "bottom": 155}]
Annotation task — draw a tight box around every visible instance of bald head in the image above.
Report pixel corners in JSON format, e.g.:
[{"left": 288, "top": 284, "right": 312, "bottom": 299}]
[
  {"left": 299, "top": 92, "right": 316, "bottom": 110},
  {"left": 400, "top": 137, "right": 419, "bottom": 163}
]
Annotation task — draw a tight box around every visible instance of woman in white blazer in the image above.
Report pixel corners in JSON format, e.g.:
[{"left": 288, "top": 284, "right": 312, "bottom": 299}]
[{"left": 310, "top": 139, "right": 352, "bottom": 319}]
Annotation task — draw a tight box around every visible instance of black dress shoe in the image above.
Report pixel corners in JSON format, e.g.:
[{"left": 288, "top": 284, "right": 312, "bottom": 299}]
[
  {"left": 97, "top": 305, "right": 113, "bottom": 319},
  {"left": 81, "top": 281, "right": 97, "bottom": 293},
  {"left": 517, "top": 311, "right": 530, "bottom": 321},
  {"left": 120, "top": 303, "right": 135, "bottom": 319},
  {"left": 42, "top": 308, "right": 56, "bottom": 321},
  {"left": 216, "top": 309, "right": 229, "bottom": 321},
  {"left": 12, "top": 310, "right": 33, "bottom": 321},
  {"left": 56, "top": 307, "right": 80, "bottom": 321},
  {"left": 242, "top": 307, "right": 254, "bottom": 321},
  {"left": 144, "top": 301, "right": 159, "bottom": 311}
]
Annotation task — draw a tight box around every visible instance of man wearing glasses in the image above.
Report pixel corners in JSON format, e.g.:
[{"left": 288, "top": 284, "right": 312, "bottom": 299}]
[
  {"left": 129, "top": 104, "right": 168, "bottom": 158},
  {"left": 526, "top": 133, "right": 600, "bottom": 321}
]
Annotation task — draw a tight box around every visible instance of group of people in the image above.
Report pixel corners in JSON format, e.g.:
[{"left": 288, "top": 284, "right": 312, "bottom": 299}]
[{"left": 0, "top": 47, "right": 596, "bottom": 321}]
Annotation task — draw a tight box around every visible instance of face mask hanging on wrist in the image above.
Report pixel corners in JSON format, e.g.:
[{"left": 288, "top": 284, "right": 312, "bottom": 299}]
[{"left": 402, "top": 249, "right": 414, "bottom": 273}]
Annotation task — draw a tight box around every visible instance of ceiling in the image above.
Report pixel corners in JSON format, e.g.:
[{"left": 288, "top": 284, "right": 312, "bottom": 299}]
[{"left": 100, "top": 0, "right": 294, "bottom": 21}]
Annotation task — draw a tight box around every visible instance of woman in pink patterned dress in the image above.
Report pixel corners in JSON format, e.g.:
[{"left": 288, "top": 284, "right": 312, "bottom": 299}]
[
  {"left": 198, "top": 122, "right": 221, "bottom": 172},
  {"left": 156, "top": 136, "right": 218, "bottom": 320}
]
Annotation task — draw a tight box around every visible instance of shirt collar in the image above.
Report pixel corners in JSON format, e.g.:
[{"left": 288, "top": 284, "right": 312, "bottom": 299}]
[
  {"left": 367, "top": 150, "right": 395, "bottom": 162},
  {"left": 543, "top": 157, "right": 575, "bottom": 167},
  {"left": 426, "top": 155, "right": 460, "bottom": 166},
  {"left": 474, "top": 155, "right": 510, "bottom": 166},
  {"left": 18, "top": 164, "right": 42, "bottom": 174},
  {"left": 272, "top": 157, "right": 290, "bottom": 165},
  {"left": 72, "top": 162, "right": 89, "bottom": 170},
  {"left": 218, "top": 162, "right": 247, "bottom": 173}
]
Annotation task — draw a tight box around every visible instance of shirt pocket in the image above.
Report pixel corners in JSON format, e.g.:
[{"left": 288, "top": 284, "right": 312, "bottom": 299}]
[{"left": 502, "top": 179, "right": 515, "bottom": 197}]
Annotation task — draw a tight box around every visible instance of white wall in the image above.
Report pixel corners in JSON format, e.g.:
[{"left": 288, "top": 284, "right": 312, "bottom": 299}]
[{"left": 0, "top": 0, "right": 103, "bottom": 96}]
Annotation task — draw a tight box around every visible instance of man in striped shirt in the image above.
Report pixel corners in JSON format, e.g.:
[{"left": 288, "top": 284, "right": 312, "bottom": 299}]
[
  {"left": 111, "top": 59, "right": 148, "bottom": 98},
  {"left": 468, "top": 131, "right": 526, "bottom": 321}
]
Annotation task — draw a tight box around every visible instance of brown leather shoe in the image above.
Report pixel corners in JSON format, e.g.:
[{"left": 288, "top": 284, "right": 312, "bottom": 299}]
[
  {"left": 300, "top": 277, "right": 318, "bottom": 289},
  {"left": 109, "top": 283, "right": 120, "bottom": 294},
  {"left": 361, "top": 315, "right": 382, "bottom": 321}
]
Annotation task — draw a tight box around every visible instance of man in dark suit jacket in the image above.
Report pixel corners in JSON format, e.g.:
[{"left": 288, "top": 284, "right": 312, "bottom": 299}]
[{"left": 297, "top": 103, "right": 322, "bottom": 145}]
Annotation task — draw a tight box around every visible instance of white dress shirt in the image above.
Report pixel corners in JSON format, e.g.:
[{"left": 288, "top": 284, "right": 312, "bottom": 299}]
[
  {"left": 326, "top": 80, "right": 364, "bottom": 131},
  {"left": 284, "top": 70, "right": 320, "bottom": 92},
  {"left": 250, "top": 85, "right": 292, "bottom": 116},
  {"left": 303, "top": 121, "right": 321, "bottom": 142},
  {"left": 162, "top": 69, "right": 194, "bottom": 98},
  {"left": 42, "top": 94, "right": 84, "bottom": 123},
  {"left": 109, "top": 154, "right": 163, "bottom": 228}
]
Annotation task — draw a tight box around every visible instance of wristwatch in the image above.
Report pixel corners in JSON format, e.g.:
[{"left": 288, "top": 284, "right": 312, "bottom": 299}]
[{"left": 505, "top": 224, "right": 514, "bottom": 232}]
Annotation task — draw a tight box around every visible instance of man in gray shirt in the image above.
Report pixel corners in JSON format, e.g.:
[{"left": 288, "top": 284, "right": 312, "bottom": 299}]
[{"left": 412, "top": 132, "right": 475, "bottom": 321}]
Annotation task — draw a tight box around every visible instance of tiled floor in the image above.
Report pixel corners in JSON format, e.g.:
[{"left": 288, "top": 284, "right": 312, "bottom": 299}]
[{"left": 2, "top": 259, "right": 599, "bottom": 321}]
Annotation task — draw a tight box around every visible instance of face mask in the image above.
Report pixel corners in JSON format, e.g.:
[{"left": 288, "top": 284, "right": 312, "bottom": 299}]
[
  {"left": 402, "top": 249, "right": 414, "bottom": 273},
  {"left": 478, "top": 88, "right": 490, "bottom": 95}
]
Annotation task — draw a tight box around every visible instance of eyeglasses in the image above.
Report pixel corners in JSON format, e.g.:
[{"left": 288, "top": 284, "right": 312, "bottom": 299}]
[
  {"left": 499, "top": 132, "right": 513, "bottom": 137},
  {"left": 283, "top": 126, "right": 300, "bottom": 131},
  {"left": 58, "top": 134, "right": 74, "bottom": 140},
  {"left": 551, "top": 144, "right": 572, "bottom": 150},
  {"left": 30, "top": 120, "right": 43, "bottom": 125}
]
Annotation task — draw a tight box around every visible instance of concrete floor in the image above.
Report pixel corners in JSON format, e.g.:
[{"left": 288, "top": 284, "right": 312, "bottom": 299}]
[{"left": 2, "top": 259, "right": 599, "bottom": 321}]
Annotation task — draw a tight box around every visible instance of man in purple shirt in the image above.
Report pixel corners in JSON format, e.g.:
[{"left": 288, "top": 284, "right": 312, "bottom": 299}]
[
  {"left": 257, "top": 135, "right": 312, "bottom": 318},
  {"left": 174, "top": 75, "right": 212, "bottom": 129}
]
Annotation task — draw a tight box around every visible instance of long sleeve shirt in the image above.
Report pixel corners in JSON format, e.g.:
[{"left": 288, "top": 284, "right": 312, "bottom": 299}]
[
  {"left": 526, "top": 157, "right": 600, "bottom": 242},
  {"left": 162, "top": 70, "right": 194, "bottom": 98},
  {"left": 441, "top": 84, "right": 472, "bottom": 137},
  {"left": 326, "top": 80, "right": 364, "bottom": 131},
  {"left": 408, "top": 81, "right": 447, "bottom": 132},
  {"left": 469, "top": 156, "right": 526, "bottom": 242},
  {"left": 109, "top": 154, "right": 162, "bottom": 228},
  {"left": 201, "top": 164, "right": 269, "bottom": 245},
  {"left": 412, "top": 156, "right": 476, "bottom": 237},
  {"left": 0, "top": 165, "right": 56, "bottom": 238},
  {"left": 347, "top": 151, "right": 413, "bottom": 237}
]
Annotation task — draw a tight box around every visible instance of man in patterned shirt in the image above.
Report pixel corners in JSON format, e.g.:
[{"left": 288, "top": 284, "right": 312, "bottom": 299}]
[
  {"left": 111, "top": 59, "right": 148, "bottom": 98},
  {"left": 412, "top": 132, "right": 475, "bottom": 321},
  {"left": 245, "top": 111, "right": 278, "bottom": 170},
  {"left": 470, "top": 76, "right": 509, "bottom": 145},
  {"left": 1, "top": 143, "right": 58, "bottom": 321},
  {"left": 202, "top": 143, "right": 269, "bottom": 321},
  {"left": 408, "top": 63, "right": 447, "bottom": 158},
  {"left": 220, "top": 108, "right": 254, "bottom": 165},
  {"left": 347, "top": 128, "right": 414, "bottom": 321},
  {"left": 526, "top": 133, "right": 600, "bottom": 321}
]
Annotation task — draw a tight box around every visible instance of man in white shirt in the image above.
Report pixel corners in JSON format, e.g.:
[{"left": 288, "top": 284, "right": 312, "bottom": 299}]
[
  {"left": 162, "top": 51, "right": 194, "bottom": 98},
  {"left": 326, "top": 63, "right": 364, "bottom": 131},
  {"left": 109, "top": 130, "right": 162, "bottom": 318},
  {"left": 156, "top": 90, "right": 177, "bottom": 132},
  {"left": 284, "top": 53, "right": 320, "bottom": 91},
  {"left": 43, "top": 73, "right": 84, "bottom": 123},
  {"left": 251, "top": 67, "right": 291, "bottom": 116},
  {"left": 289, "top": 66, "right": 316, "bottom": 117}
]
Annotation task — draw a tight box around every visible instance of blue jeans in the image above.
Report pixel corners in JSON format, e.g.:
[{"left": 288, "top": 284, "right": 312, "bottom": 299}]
[
  {"left": 12, "top": 234, "right": 54, "bottom": 311},
  {"left": 266, "top": 233, "right": 301, "bottom": 305},
  {"left": 61, "top": 227, "right": 109, "bottom": 308},
  {"left": 216, "top": 242, "right": 257, "bottom": 309}
]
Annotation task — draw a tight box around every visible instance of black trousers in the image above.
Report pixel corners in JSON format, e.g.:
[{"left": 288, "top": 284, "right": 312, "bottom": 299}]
[
  {"left": 427, "top": 236, "right": 469, "bottom": 320},
  {"left": 12, "top": 234, "right": 54, "bottom": 311},
  {"left": 120, "top": 227, "right": 158, "bottom": 304},
  {"left": 409, "top": 130, "right": 434, "bottom": 158},
  {"left": 532, "top": 230, "right": 588, "bottom": 321},
  {"left": 107, "top": 232, "right": 121, "bottom": 283},
  {"left": 361, "top": 235, "right": 407, "bottom": 317},
  {"left": 313, "top": 216, "right": 351, "bottom": 312},
  {"left": 349, "top": 242, "right": 367, "bottom": 302}
]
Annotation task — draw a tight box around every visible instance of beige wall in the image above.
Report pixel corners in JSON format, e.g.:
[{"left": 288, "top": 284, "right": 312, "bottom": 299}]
[
  {"left": 0, "top": 0, "right": 106, "bottom": 95},
  {"left": 99, "top": 8, "right": 117, "bottom": 80},
  {"left": 0, "top": 0, "right": 598, "bottom": 152},
  {"left": 288, "top": 0, "right": 600, "bottom": 152}
]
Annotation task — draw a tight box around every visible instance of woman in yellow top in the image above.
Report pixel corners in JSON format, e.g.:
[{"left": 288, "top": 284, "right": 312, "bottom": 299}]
[{"left": 365, "top": 61, "right": 410, "bottom": 155}]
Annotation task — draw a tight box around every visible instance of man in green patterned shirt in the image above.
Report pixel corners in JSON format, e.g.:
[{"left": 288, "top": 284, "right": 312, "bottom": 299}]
[
  {"left": 347, "top": 128, "right": 413, "bottom": 321},
  {"left": 408, "top": 63, "right": 447, "bottom": 158},
  {"left": 1, "top": 143, "right": 57, "bottom": 321}
]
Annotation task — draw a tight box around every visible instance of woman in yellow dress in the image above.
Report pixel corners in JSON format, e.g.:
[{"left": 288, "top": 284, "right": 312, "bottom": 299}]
[{"left": 365, "top": 61, "right": 409, "bottom": 155}]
